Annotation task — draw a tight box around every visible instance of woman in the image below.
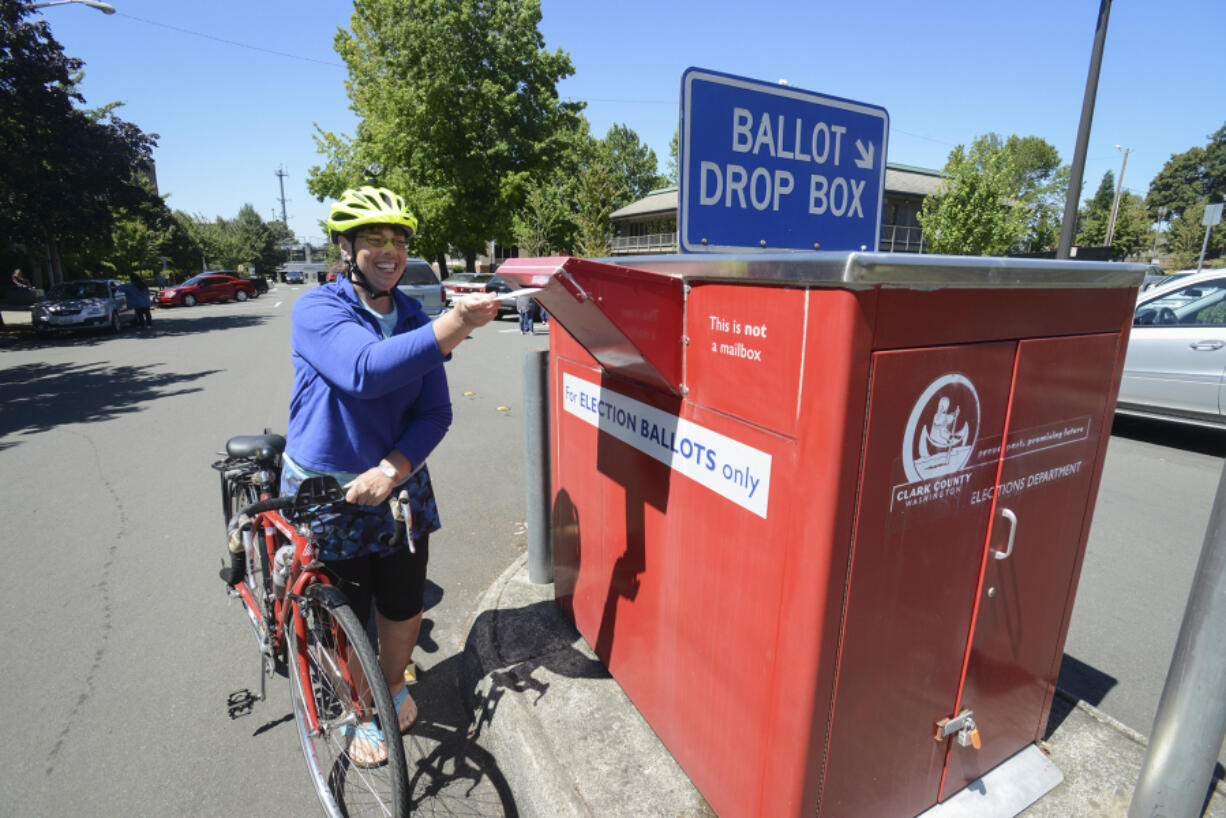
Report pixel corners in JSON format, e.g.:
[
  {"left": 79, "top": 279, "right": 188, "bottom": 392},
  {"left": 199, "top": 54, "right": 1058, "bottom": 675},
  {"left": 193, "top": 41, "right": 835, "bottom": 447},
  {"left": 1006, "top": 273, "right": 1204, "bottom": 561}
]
[
  {"left": 282, "top": 186, "right": 498, "bottom": 764},
  {"left": 122, "top": 273, "right": 152, "bottom": 329}
]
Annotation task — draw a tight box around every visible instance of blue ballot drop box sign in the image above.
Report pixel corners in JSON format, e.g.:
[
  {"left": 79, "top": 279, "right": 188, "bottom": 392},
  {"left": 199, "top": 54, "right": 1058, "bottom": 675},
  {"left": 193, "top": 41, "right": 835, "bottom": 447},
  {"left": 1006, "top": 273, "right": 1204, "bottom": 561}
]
[{"left": 679, "top": 67, "right": 889, "bottom": 254}]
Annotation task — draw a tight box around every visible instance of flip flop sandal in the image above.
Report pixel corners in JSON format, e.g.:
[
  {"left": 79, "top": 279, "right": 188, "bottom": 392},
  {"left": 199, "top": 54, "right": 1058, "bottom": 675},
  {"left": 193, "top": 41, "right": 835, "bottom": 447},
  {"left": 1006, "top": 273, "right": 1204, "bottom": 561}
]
[{"left": 341, "top": 720, "right": 388, "bottom": 768}]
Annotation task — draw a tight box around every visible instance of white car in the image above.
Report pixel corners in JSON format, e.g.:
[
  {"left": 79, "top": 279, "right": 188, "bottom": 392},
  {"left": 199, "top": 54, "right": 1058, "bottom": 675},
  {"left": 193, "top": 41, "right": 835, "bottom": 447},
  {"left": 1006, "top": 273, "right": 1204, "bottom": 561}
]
[{"left": 1118, "top": 268, "right": 1226, "bottom": 428}]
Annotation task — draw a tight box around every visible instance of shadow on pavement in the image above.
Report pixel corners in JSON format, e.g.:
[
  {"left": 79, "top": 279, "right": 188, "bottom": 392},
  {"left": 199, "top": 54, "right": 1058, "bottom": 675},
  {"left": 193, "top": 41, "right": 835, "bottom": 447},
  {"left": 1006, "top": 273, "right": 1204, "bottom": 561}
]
[
  {"left": 0, "top": 310, "right": 271, "bottom": 348},
  {"left": 1111, "top": 414, "right": 1226, "bottom": 457},
  {"left": 0, "top": 360, "right": 219, "bottom": 444},
  {"left": 464, "top": 600, "right": 610, "bottom": 738},
  {"left": 1048, "top": 653, "right": 1118, "bottom": 736},
  {"left": 402, "top": 653, "right": 520, "bottom": 817}
]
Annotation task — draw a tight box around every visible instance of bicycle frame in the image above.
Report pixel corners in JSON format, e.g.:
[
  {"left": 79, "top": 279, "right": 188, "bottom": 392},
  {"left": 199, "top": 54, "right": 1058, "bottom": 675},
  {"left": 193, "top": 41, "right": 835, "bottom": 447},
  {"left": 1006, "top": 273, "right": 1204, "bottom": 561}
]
[{"left": 237, "top": 503, "right": 369, "bottom": 738}]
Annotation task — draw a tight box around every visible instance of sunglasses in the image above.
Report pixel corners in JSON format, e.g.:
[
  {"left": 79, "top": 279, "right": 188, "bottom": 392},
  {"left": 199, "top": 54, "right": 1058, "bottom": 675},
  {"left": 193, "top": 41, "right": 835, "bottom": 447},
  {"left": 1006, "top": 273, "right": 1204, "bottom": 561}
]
[{"left": 355, "top": 232, "right": 408, "bottom": 252}]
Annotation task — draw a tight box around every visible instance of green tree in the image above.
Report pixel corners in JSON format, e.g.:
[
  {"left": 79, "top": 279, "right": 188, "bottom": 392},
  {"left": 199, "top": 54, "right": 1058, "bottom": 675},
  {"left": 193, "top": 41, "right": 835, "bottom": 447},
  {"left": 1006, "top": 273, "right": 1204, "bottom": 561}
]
[
  {"left": 1147, "top": 124, "right": 1226, "bottom": 220},
  {"left": 1003, "top": 135, "right": 1068, "bottom": 252},
  {"left": 596, "top": 124, "right": 666, "bottom": 211},
  {"left": 667, "top": 128, "right": 679, "bottom": 186},
  {"left": 918, "top": 134, "right": 1032, "bottom": 256},
  {"left": 1076, "top": 171, "right": 1117, "bottom": 246},
  {"left": 1166, "top": 200, "right": 1225, "bottom": 269},
  {"left": 0, "top": 1, "right": 159, "bottom": 286},
  {"left": 573, "top": 157, "right": 621, "bottom": 257},
  {"left": 310, "top": 0, "right": 581, "bottom": 271},
  {"left": 512, "top": 182, "right": 571, "bottom": 256}
]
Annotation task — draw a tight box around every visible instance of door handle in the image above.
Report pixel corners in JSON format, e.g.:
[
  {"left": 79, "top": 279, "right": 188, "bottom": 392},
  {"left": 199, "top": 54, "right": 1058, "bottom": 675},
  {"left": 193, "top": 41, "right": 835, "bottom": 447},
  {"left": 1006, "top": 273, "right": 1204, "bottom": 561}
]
[
  {"left": 993, "top": 508, "right": 1017, "bottom": 560},
  {"left": 1189, "top": 341, "right": 1225, "bottom": 351}
]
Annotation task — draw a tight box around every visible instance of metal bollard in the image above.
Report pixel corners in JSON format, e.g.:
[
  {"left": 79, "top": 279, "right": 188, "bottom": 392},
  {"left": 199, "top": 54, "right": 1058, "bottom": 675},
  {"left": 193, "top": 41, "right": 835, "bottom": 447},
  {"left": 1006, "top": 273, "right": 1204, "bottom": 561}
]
[
  {"left": 1129, "top": 458, "right": 1226, "bottom": 817},
  {"left": 523, "top": 349, "right": 552, "bottom": 583}
]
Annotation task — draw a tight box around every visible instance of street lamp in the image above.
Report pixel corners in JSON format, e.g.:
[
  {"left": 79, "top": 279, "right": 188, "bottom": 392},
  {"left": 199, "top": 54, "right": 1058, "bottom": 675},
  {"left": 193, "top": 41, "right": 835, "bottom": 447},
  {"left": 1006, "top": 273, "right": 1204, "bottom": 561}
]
[
  {"left": 1104, "top": 144, "right": 1131, "bottom": 248},
  {"left": 28, "top": 1, "right": 116, "bottom": 13}
]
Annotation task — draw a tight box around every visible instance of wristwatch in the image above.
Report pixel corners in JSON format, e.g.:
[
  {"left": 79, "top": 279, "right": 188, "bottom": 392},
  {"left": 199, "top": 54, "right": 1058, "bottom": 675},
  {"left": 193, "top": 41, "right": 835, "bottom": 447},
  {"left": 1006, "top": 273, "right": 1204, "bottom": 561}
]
[{"left": 379, "top": 463, "right": 398, "bottom": 480}]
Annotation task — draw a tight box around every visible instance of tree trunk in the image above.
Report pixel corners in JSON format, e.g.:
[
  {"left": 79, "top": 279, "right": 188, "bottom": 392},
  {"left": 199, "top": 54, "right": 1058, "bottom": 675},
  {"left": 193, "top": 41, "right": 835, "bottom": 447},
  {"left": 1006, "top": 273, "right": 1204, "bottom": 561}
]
[
  {"left": 464, "top": 248, "right": 476, "bottom": 273},
  {"left": 435, "top": 253, "right": 448, "bottom": 278}
]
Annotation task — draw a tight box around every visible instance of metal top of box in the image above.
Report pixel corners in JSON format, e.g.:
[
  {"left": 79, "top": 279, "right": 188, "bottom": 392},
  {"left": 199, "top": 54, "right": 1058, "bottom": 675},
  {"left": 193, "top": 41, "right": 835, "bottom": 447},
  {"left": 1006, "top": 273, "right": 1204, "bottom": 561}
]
[{"left": 595, "top": 252, "right": 1146, "bottom": 289}]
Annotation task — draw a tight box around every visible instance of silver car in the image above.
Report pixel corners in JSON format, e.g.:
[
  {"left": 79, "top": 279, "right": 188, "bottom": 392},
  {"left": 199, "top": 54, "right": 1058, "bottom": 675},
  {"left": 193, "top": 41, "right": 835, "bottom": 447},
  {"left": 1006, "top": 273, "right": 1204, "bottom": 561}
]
[
  {"left": 396, "top": 258, "right": 445, "bottom": 316},
  {"left": 1118, "top": 269, "right": 1226, "bottom": 428},
  {"left": 31, "top": 279, "right": 133, "bottom": 336}
]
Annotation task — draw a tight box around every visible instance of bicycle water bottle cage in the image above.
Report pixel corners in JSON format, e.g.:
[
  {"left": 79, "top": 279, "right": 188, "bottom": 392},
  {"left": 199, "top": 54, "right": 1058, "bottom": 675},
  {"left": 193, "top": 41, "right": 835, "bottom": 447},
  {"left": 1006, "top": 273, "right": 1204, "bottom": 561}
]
[{"left": 293, "top": 476, "right": 345, "bottom": 509}]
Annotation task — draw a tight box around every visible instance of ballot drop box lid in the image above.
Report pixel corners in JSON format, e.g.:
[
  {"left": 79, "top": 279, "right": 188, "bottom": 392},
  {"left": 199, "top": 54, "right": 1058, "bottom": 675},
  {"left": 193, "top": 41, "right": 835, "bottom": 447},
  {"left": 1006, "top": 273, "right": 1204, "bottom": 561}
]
[{"left": 497, "top": 252, "right": 1145, "bottom": 818}]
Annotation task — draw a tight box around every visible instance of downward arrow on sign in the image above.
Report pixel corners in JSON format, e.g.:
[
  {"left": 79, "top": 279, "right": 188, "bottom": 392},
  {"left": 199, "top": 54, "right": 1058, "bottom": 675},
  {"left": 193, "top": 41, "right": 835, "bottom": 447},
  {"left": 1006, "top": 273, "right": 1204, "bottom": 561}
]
[{"left": 854, "top": 139, "right": 875, "bottom": 170}]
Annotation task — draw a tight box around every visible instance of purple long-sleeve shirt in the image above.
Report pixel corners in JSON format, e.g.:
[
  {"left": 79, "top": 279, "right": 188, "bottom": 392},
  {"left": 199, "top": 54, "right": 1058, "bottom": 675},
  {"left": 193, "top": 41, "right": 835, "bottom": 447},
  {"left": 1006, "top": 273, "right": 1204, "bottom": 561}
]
[{"left": 286, "top": 276, "right": 451, "bottom": 474}]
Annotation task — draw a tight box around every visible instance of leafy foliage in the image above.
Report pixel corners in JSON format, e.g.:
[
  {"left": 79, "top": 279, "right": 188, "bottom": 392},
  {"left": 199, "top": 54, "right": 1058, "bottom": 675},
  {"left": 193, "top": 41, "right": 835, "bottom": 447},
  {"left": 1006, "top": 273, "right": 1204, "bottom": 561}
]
[
  {"left": 919, "top": 134, "right": 1036, "bottom": 256},
  {"left": 573, "top": 156, "right": 621, "bottom": 258},
  {"left": 310, "top": 0, "right": 580, "bottom": 271},
  {"left": 595, "top": 124, "right": 666, "bottom": 212},
  {"left": 1147, "top": 124, "right": 1226, "bottom": 220},
  {"left": 173, "top": 205, "right": 285, "bottom": 273},
  {"left": 1165, "top": 200, "right": 1225, "bottom": 269},
  {"left": 0, "top": 0, "right": 161, "bottom": 285}
]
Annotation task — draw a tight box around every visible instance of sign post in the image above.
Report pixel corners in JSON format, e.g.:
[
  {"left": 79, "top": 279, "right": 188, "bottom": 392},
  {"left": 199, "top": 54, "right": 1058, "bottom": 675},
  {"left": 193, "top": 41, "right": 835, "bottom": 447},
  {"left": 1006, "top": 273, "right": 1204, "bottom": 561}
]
[
  {"left": 1198, "top": 203, "right": 1223, "bottom": 273},
  {"left": 678, "top": 67, "right": 889, "bottom": 254}
]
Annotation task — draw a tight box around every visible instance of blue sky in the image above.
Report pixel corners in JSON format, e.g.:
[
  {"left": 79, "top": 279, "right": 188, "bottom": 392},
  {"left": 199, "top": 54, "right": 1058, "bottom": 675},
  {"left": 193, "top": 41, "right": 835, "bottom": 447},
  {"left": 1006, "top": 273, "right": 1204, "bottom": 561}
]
[{"left": 38, "top": 0, "right": 1224, "bottom": 244}]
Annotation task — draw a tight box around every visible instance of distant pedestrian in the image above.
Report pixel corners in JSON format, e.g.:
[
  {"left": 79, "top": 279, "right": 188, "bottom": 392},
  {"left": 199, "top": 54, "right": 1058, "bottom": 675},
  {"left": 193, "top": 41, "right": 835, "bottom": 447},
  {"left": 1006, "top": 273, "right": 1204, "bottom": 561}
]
[
  {"left": 154, "top": 271, "right": 167, "bottom": 288},
  {"left": 122, "top": 273, "right": 153, "bottom": 329},
  {"left": 517, "top": 292, "right": 534, "bottom": 334},
  {"left": 11, "top": 268, "right": 33, "bottom": 290}
]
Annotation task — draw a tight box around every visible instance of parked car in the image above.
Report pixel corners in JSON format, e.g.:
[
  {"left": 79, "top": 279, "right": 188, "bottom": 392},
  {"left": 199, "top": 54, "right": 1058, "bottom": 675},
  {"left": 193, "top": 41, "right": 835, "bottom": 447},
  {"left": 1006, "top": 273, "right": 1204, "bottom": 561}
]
[
  {"left": 396, "top": 258, "right": 446, "bottom": 316},
  {"left": 440, "top": 272, "right": 479, "bottom": 303},
  {"left": 482, "top": 274, "right": 518, "bottom": 315},
  {"left": 1118, "top": 268, "right": 1226, "bottom": 428},
  {"left": 240, "top": 273, "right": 269, "bottom": 295},
  {"left": 285, "top": 270, "right": 305, "bottom": 284},
  {"left": 31, "top": 279, "right": 133, "bottom": 336},
  {"left": 155, "top": 272, "right": 256, "bottom": 307},
  {"left": 1139, "top": 266, "right": 1193, "bottom": 292}
]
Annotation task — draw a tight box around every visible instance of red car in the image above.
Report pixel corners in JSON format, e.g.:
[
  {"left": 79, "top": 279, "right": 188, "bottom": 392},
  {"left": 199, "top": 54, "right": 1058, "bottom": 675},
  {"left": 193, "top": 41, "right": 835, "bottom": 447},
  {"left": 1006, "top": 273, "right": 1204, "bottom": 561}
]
[{"left": 156, "top": 273, "right": 256, "bottom": 307}]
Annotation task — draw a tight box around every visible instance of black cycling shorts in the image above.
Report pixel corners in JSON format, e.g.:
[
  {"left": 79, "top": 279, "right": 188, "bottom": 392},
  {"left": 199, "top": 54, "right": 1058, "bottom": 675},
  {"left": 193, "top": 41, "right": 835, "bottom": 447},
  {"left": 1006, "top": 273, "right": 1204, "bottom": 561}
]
[{"left": 323, "top": 534, "right": 429, "bottom": 624}]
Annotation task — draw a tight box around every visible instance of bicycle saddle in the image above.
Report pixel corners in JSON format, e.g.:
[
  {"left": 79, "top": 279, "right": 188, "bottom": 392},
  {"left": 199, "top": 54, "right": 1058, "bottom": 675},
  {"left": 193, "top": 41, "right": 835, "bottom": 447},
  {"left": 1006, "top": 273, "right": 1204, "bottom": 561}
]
[{"left": 226, "top": 434, "right": 286, "bottom": 463}]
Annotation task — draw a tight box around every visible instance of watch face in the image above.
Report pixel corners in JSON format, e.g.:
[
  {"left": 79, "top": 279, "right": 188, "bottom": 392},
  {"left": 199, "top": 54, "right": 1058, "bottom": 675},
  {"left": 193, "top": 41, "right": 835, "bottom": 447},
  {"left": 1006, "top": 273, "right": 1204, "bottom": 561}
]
[{"left": 381, "top": 464, "right": 397, "bottom": 479}]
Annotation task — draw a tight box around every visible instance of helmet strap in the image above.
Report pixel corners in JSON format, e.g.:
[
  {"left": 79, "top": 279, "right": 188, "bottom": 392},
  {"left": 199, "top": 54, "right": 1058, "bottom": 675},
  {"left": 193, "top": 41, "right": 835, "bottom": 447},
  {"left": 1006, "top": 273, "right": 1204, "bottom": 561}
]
[{"left": 344, "top": 254, "right": 394, "bottom": 300}]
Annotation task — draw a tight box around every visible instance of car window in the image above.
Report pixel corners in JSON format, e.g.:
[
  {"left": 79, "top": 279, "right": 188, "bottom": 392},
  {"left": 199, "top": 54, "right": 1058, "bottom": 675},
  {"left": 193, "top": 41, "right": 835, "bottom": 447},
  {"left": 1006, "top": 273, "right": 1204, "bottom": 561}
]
[
  {"left": 398, "top": 261, "right": 439, "bottom": 286},
  {"left": 1136, "top": 278, "right": 1226, "bottom": 326}
]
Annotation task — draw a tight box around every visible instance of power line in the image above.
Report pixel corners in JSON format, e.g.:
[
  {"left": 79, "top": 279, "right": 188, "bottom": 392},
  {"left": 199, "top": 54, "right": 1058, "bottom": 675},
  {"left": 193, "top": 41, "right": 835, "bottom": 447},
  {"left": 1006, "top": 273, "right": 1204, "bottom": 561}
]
[{"left": 115, "top": 13, "right": 345, "bottom": 68}]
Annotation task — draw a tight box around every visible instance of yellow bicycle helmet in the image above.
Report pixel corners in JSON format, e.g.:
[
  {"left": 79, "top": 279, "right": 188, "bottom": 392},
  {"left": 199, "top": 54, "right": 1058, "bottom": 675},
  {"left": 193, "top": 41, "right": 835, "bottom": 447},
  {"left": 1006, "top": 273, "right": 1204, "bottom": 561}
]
[{"left": 326, "top": 186, "right": 418, "bottom": 242}]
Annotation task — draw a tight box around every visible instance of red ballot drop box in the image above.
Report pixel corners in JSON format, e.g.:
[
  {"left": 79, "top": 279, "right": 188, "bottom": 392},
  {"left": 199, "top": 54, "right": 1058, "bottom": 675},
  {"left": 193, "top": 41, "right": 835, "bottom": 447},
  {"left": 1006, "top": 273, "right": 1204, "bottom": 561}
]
[{"left": 497, "top": 252, "right": 1144, "bottom": 818}]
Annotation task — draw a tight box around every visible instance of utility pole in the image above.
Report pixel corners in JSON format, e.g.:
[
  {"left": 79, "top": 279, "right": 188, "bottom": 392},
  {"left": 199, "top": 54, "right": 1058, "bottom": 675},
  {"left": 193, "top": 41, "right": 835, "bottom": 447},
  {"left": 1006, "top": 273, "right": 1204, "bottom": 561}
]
[
  {"left": 275, "top": 166, "right": 289, "bottom": 225},
  {"left": 1104, "top": 145, "right": 1131, "bottom": 247},
  {"left": 1057, "top": 0, "right": 1113, "bottom": 259}
]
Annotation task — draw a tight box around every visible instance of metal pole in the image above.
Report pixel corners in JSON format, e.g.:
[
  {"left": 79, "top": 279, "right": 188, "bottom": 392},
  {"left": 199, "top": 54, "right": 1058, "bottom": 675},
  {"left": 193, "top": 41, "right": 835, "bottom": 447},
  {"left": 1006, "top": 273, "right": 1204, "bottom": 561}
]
[
  {"left": 1057, "top": 0, "right": 1113, "bottom": 259},
  {"left": 523, "top": 349, "right": 553, "bottom": 583},
  {"left": 1129, "top": 458, "right": 1226, "bottom": 817},
  {"left": 1197, "top": 223, "right": 1213, "bottom": 273},
  {"left": 1105, "top": 146, "right": 1130, "bottom": 247}
]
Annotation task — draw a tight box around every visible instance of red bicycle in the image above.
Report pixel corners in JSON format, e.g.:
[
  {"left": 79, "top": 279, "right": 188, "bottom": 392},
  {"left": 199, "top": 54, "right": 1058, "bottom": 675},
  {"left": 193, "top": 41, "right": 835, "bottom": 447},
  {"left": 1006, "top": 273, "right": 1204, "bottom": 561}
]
[{"left": 215, "top": 434, "right": 408, "bottom": 816}]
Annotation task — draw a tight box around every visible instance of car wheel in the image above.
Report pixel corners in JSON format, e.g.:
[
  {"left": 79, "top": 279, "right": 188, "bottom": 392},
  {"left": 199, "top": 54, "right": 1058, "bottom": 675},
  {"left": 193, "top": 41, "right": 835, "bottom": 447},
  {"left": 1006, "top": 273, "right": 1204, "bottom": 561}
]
[
  {"left": 183, "top": 294, "right": 197, "bottom": 307},
  {"left": 235, "top": 289, "right": 249, "bottom": 302},
  {"left": 109, "top": 311, "right": 121, "bottom": 334}
]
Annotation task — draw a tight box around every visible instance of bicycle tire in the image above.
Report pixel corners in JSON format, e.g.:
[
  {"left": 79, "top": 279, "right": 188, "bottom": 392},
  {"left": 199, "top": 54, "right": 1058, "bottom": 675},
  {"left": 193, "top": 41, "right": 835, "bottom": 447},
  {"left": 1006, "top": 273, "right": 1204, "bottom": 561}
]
[{"left": 288, "top": 583, "right": 409, "bottom": 817}]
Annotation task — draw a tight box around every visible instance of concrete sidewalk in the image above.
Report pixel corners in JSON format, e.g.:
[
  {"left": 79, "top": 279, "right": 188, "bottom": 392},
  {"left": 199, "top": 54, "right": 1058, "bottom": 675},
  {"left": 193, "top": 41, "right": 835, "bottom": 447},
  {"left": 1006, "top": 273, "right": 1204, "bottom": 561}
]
[{"left": 461, "top": 553, "right": 1226, "bottom": 818}]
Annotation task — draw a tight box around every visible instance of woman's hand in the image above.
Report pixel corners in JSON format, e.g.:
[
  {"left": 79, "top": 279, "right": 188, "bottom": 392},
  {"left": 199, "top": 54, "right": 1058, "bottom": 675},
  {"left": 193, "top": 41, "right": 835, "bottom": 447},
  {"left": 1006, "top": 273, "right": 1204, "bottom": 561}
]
[
  {"left": 343, "top": 467, "right": 397, "bottom": 507},
  {"left": 433, "top": 293, "right": 500, "bottom": 356},
  {"left": 453, "top": 293, "right": 500, "bottom": 328}
]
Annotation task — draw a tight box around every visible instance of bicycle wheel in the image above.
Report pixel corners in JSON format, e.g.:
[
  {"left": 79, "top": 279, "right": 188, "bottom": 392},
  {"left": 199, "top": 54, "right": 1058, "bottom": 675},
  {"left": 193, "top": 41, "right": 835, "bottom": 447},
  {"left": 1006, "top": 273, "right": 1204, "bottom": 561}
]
[
  {"left": 288, "top": 582, "right": 409, "bottom": 817},
  {"left": 221, "top": 469, "right": 258, "bottom": 527}
]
